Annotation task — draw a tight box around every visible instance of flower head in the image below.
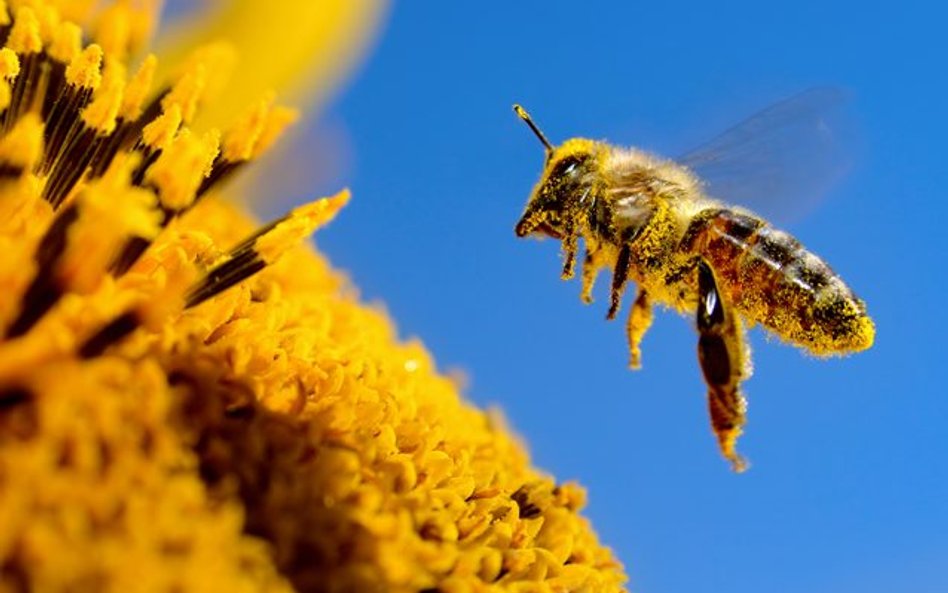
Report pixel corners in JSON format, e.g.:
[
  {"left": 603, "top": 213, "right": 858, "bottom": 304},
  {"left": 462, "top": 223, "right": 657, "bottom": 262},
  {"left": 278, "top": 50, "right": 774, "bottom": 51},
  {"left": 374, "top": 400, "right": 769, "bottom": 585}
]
[{"left": 0, "top": 2, "right": 628, "bottom": 592}]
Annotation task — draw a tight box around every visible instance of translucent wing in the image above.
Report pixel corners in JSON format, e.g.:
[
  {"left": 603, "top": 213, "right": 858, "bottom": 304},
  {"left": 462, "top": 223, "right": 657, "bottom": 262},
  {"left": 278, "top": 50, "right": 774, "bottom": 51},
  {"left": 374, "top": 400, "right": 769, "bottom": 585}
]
[{"left": 678, "top": 88, "right": 855, "bottom": 224}]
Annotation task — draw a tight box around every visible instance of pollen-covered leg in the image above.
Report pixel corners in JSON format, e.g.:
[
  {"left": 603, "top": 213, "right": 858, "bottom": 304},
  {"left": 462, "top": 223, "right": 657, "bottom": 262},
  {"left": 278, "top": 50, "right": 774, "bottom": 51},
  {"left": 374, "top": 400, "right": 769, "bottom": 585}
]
[
  {"left": 626, "top": 288, "right": 652, "bottom": 370},
  {"left": 696, "top": 260, "right": 750, "bottom": 472},
  {"left": 559, "top": 218, "right": 579, "bottom": 280},
  {"left": 607, "top": 244, "right": 631, "bottom": 320},
  {"left": 580, "top": 245, "right": 605, "bottom": 304}
]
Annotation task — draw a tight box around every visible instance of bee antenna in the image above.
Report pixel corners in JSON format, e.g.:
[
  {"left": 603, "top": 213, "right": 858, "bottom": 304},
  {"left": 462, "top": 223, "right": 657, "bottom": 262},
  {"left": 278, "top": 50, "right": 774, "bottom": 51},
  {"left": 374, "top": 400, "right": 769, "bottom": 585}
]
[{"left": 513, "top": 104, "right": 553, "bottom": 153}]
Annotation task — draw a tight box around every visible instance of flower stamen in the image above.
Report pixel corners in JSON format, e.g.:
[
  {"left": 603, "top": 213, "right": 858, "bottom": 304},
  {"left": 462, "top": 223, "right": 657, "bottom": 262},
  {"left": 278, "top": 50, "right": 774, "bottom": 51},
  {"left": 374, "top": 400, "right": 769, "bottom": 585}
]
[{"left": 0, "top": 6, "right": 312, "bottom": 345}]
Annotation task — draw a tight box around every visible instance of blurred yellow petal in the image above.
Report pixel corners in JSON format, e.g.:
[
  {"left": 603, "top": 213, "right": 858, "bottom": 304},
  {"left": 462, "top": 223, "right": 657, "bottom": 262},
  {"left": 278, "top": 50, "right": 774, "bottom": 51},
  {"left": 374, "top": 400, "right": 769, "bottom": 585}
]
[{"left": 155, "top": 0, "right": 387, "bottom": 128}]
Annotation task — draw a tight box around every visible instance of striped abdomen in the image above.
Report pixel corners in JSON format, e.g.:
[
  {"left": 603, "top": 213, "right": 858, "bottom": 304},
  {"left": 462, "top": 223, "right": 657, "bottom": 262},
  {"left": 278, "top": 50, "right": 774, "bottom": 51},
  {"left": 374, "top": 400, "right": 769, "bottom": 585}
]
[{"left": 680, "top": 209, "right": 874, "bottom": 355}]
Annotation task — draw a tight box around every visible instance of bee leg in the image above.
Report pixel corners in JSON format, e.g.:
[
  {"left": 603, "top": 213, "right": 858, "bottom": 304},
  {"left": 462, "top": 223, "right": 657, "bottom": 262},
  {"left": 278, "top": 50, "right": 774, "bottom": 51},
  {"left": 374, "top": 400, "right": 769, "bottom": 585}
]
[
  {"left": 607, "top": 244, "right": 631, "bottom": 320},
  {"left": 560, "top": 219, "right": 579, "bottom": 280},
  {"left": 580, "top": 246, "right": 601, "bottom": 304},
  {"left": 626, "top": 288, "right": 652, "bottom": 369},
  {"left": 696, "top": 260, "right": 750, "bottom": 472}
]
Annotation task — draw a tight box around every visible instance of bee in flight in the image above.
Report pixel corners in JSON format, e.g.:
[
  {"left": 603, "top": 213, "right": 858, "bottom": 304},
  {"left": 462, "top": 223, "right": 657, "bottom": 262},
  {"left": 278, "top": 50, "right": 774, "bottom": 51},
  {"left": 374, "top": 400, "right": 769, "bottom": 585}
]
[{"left": 512, "top": 91, "right": 875, "bottom": 471}]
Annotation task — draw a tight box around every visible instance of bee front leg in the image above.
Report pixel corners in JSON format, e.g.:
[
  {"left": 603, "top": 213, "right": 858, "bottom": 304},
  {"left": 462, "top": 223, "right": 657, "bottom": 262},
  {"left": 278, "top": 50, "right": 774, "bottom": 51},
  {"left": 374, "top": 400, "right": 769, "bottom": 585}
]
[
  {"left": 626, "top": 288, "right": 652, "bottom": 370},
  {"left": 696, "top": 260, "right": 750, "bottom": 472}
]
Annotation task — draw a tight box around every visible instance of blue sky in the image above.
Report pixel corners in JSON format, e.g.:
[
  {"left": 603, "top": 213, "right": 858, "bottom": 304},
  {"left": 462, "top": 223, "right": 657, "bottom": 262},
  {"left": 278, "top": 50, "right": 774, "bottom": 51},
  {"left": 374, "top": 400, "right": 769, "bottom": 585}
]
[{"left": 228, "top": 2, "right": 946, "bottom": 592}]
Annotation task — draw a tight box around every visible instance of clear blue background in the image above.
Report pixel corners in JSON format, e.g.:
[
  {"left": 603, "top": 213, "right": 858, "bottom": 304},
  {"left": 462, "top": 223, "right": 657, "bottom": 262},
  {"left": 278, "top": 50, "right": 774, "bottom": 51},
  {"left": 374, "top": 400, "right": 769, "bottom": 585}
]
[{"left": 265, "top": 2, "right": 946, "bottom": 592}]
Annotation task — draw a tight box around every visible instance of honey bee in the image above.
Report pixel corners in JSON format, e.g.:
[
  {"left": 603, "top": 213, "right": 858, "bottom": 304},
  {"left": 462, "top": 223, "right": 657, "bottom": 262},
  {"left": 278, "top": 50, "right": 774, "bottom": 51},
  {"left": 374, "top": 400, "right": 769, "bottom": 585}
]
[{"left": 513, "top": 92, "right": 875, "bottom": 471}]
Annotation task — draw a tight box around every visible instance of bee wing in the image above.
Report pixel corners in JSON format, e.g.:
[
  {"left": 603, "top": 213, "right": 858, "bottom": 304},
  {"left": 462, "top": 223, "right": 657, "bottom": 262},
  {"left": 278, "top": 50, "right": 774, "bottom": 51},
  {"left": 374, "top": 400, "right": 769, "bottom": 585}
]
[{"left": 678, "top": 87, "right": 855, "bottom": 224}]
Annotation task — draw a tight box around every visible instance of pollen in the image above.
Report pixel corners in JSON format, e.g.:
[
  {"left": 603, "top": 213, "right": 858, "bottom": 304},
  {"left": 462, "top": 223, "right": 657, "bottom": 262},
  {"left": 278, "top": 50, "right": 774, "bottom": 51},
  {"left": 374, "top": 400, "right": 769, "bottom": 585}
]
[
  {"left": 0, "top": 47, "right": 19, "bottom": 79},
  {"left": 101, "top": 0, "right": 160, "bottom": 58},
  {"left": 140, "top": 102, "right": 181, "bottom": 151},
  {"left": 162, "top": 42, "right": 238, "bottom": 124},
  {"left": 254, "top": 189, "right": 350, "bottom": 263},
  {"left": 64, "top": 43, "right": 103, "bottom": 89},
  {"left": 119, "top": 53, "right": 156, "bottom": 121},
  {"left": 48, "top": 20, "right": 81, "bottom": 63},
  {"left": 0, "top": 2, "right": 627, "bottom": 593},
  {"left": 0, "top": 111, "right": 42, "bottom": 171},
  {"left": 161, "top": 60, "right": 206, "bottom": 124},
  {"left": 251, "top": 104, "right": 299, "bottom": 159},
  {"left": 145, "top": 127, "right": 220, "bottom": 210},
  {"left": 221, "top": 91, "right": 278, "bottom": 162},
  {"left": 6, "top": 7, "right": 42, "bottom": 55},
  {"left": 80, "top": 60, "right": 125, "bottom": 134}
]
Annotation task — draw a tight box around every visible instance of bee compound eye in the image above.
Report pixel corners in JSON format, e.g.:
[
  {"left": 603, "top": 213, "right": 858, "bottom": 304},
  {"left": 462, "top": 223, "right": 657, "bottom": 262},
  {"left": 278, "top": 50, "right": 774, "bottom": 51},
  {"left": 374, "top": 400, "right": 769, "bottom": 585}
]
[{"left": 552, "top": 156, "right": 582, "bottom": 179}]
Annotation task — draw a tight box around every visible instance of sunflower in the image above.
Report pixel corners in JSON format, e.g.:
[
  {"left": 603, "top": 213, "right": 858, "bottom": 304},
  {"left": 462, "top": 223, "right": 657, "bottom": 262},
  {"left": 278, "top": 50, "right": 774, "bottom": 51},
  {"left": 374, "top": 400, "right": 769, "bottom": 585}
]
[{"left": 0, "top": 2, "right": 627, "bottom": 592}]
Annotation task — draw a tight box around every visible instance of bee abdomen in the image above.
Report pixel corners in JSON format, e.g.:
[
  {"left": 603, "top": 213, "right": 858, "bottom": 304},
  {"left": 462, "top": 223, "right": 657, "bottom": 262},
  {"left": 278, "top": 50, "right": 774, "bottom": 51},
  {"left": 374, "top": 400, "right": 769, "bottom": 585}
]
[{"left": 682, "top": 209, "right": 874, "bottom": 355}]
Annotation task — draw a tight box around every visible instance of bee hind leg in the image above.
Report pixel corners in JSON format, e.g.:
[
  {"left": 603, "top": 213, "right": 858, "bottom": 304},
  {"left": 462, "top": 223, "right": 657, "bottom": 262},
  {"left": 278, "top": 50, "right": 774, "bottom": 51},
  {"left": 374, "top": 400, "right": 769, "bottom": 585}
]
[
  {"left": 626, "top": 288, "right": 653, "bottom": 370},
  {"left": 696, "top": 260, "right": 751, "bottom": 472}
]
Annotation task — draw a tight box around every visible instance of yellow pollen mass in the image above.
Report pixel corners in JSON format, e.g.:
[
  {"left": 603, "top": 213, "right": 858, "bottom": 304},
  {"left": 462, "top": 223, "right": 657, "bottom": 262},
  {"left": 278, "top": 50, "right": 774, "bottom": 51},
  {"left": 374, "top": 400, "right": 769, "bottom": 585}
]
[
  {"left": 81, "top": 60, "right": 125, "bottom": 133},
  {"left": 93, "top": 0, "right": 131, "bottom": 59},
  {"left": 64, "top": 43, "right": 103, "bottom": 89},
  {"left": 0, "top": 47, "right": 19, "bottom": 79},
  {"left": 48, "top": 20, "right": 81, "bottom": 63},
  {"left": 255, "top": 190, "right": 350, "bottom": 264},
  {"left": 161, "top": 61, "right": 206, "bottom": 124},
  {"left": 58, "top": 165, "right": 160, "bottom": 293},
  {"left": 44, "top": 0, "right": 97, "bottom": 24},
  {"left": 198, "top": 129, "right": 221, "bottom": 177},
  {"left": 127, "top": 1, "right": 161, "bottom": 54},
  {"left": 145, "top": 128, "right": 220, "bottom": 210},
  {"left": 93, "top": 0, "right": 160, "bottom": 59},
  {"left": 140, "top": 103, "right": 181, "bottom": 151},
  {"left": 7, "top": 7, "right": 42, "bottom": 54},
  {"left": 251, "top": 104, "right": 299, "bottom": 159},
  {"left": 91, "top": 154, "right": 162, "bottom": 240},
  {"left": 0, "top": 112, "right": 43, "bottom": 171},
  {"left": 221, "top": 92, "right": 275, "bottom": 162},
  {"left": 172, "top": 41, "right": 238, "bottom": 112},
  {"left": 32, "top": 2, "right": 59, "bottom": 45},
  {"left": 119, "top": 52, "right": 156, "bottom": 121},
  {"left": 0, "top": 80, "right": 9, "bottom": 112}
]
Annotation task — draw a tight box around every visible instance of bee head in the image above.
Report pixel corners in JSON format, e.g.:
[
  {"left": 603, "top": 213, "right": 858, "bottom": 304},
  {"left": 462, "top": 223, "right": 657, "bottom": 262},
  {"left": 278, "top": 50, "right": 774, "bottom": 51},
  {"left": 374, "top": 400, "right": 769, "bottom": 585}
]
[{"left": 513, "top": 105, "right": 604, "bottom": 238}]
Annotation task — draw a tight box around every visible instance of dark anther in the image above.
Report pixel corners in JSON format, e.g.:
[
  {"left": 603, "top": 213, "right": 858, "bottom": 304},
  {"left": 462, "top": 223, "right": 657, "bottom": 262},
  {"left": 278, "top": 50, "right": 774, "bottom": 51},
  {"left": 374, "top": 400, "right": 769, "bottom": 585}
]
[
  {"left": 0, "top": 388, "right": 32, "bottom": 411},
  {"left": 0, "top": 163, "right": 24, "bottom": 179},
  {"left": 43, "top": 128, "right": 102, "bottom": 208},
  {"left": 0, "top": 387, "right": 39, "bottom": 442},
  {"left": 185, "top": 251, "right": 267, "bottom": 309},
  {"left": 511, "top": 486, "right": 541, "bottom": 519},
  {"left": 5, "top": 277, "right": 62, "bottom": 339},
  {"left": 196, "top": 157, "right": 243, "bottom": 199},
  {"left": 78, "top": 311, "right": 141, "bottom": 358},
  {"left": 224, "top": 403, "right": 256, "bottom": 421}
]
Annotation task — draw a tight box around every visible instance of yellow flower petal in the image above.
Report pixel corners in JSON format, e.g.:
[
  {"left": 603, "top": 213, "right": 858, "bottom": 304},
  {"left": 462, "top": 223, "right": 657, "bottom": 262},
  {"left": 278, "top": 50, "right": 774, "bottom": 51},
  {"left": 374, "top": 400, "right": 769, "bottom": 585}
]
[{"left": 155, "top": 0, "right": 388, "bottom": 128}]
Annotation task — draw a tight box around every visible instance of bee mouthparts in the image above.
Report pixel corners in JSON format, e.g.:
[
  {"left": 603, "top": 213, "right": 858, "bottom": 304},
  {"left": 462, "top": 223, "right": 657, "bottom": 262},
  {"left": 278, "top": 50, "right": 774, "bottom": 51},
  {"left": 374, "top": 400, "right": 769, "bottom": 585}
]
[{"left": 515, "top": 218, "right": 561, "bottom": 239}]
